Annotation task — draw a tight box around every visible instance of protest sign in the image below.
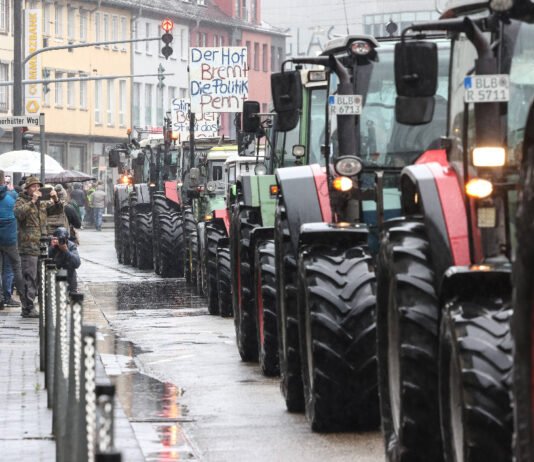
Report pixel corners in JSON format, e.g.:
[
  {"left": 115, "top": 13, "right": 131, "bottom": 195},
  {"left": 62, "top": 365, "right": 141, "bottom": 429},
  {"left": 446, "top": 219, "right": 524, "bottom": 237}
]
[
  {"left": 189, "top": 46, "right": 248, "bottom": 114},
  {"left": 171, "top": 98, "right": 219, "bottom": 141}
]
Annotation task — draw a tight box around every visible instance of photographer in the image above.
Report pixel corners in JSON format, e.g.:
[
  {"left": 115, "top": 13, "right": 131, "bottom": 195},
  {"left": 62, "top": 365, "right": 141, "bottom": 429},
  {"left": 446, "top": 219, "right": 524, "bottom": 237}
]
[{"left": 48, "top": 227, "right": 80, "bottom": 293}]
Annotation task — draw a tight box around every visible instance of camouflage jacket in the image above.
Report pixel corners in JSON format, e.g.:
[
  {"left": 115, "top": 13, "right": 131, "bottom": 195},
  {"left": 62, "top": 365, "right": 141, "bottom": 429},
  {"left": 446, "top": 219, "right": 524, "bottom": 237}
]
[{"left": 14, "top": 192, "right": 64, "bottom": 256}]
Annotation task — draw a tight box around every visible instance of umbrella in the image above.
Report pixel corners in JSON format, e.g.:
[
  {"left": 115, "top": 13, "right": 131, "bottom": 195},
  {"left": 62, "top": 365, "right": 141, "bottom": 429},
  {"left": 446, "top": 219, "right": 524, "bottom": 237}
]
[
  {"left": 45, "top": 169, "right": 96, "bottom": 183},
  {"left": 0, "top": 149, "right": 64, "bottom": 174}
]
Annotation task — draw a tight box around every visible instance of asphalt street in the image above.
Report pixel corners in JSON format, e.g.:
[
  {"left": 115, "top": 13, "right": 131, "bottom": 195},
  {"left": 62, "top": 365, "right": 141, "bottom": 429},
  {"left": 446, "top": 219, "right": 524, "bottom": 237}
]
[{"left": 77, "top": 227, "right": 386, "bottom": 462}]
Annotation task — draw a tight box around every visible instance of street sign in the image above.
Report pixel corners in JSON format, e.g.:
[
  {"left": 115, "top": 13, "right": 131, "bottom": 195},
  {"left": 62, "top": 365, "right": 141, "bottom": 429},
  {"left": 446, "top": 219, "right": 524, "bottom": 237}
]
[
  {"left": 24, "top": 9, "right": 42, "bottom": 114},
  {"left": 0, "top": 115, "right": 41, "bottom": 128},
  {"left": 329, "top": 95, "right": 363, "bottom": 115},
  {"left": 162, "top": 18, "right": 173, "bottom": 32},
  {"left": 464, "top": 74, "right": 510, "bottom": 103}
]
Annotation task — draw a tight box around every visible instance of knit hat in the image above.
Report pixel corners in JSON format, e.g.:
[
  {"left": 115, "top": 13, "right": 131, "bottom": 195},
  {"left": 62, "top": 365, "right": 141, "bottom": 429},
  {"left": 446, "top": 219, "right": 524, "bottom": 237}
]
[
  {"left": 54, "top": 184, "right": 67, "bottom": 200},
  {"left": 23, "top": 176, "right": 43, "bottom": 189}
]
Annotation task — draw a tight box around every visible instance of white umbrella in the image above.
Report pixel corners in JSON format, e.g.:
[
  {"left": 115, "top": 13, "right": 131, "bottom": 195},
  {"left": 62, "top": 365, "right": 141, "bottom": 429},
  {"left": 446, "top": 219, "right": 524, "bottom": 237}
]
[{"left": 0, "top": 149, "right": 64, "bottom": 174}]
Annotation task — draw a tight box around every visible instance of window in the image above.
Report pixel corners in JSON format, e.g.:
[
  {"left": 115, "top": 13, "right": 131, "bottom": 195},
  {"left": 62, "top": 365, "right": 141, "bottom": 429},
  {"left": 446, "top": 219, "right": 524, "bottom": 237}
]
[
  {"left": 242, "top": 0, "right": 249, "bottom": 21},
  {"left": 134, "top": 21, "right": 139, "bottom": 52},
  {"left": 95, "top": 80, "right": 102, "bottom": 124},
  {"left": 0, "top": 0, "right": 8, "bottom": 33},
  {"left": 119, "top": 80, "right": 126, "bottom": 127},
  {"left": 254, "top": 42, "right": 259, "bottom": 70},
  {"left": 49, "top": 144, "right": 65, "bottom": 165},
  {"left": 69, "top": 145, "right": 85, "bottom": 171},
  {"left": 112, "top": 15, "right": 118, "bottom": 49},
  {"left": 179, "top": 87, "right": 187, "bottom": 98},
  {"left": 133, "top": 83, "right": 141, "bottom": 126},
  {"left": 0, "top": 62, "right": 8, "bottom": 111},
  {"left": 197, "top": 32, "right": 207, "bottom": 47},
  {"left": 79, "top": 73, "right": 87, "bottom": 109},
  {"left": 180, "top": 29, "right": 185, "bottom": 58},
  {"left": 120, "top": 17, "right": 127, "bottom": 51},
  {"left": 270, "top": 45, "right": 275, "bottom": 71},
  {"left": 43, "top": 68, "right": 51, "bottom": 106},
  {"left": 67, "top": 7, "right": 75, "bottom": 39},
  {"left": 246, "top": 41, "right": 251, "bottom": 66},
  {"left": 251, "top": 0, "right": 257, "bottom": 23},
  {"left": 79, "top": 9, "right": 87, "bottom": 41},
  {"left": 168, "top": 86, "right": 176, "bottom": 108},
  {"left": 235, "top": 0, "right": 240, "bottom": 17},
  {"left": 145, "top": 84, "right": 152, "bottom": 126},
  {"left": 54, "top": 3, "right": 63, "bottom": 38},
  {"left": 262, "top": 44, "right": 268, "bottom": 72},
  {"left": 145, "top": 23, "right": 150, "bottom": 54},
  {"left": 67, "top": 73, "right": 75, "bottom": 108},
  {"left": 43, "top": 3, "right": 51, "bottom": 35},
  {"left": 54, "top": 71, "right": 63, "bottom": 107},
  {"left": 107, "top": 80, "right": 114, "bottom": 126},
  {"left": 94, "top": 12, "right": 100, "bottom": 44},
  {"left": 157, "top": 86, "right": 164, "bottom": 126},
  {"left": 103, "top": 14, "right": 109, "bottom": 45}
]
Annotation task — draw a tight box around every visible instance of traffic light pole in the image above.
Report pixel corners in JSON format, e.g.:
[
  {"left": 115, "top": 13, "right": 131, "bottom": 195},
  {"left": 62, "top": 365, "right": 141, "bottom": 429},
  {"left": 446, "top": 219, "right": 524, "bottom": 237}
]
[
  {"left": 13, "top": 0, "right": 22, "bottom": 150},
  {"left": 39, "top": 113, "right": 45, "bottom": 181}
]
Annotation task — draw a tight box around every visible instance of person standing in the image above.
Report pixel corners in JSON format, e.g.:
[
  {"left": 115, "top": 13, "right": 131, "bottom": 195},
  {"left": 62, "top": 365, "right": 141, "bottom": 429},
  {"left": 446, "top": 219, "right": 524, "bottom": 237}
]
[
  {"left": 85, "top": 183, "right": 96, "bottom": 227},
  {"left": 0, "top": 170, "right": 24, "bottom": 310},
  {"left": 91, "top": 184, "right": 106, "bottom": 231},
  {"left": 70, "top": 183, "right": 86, "bottom": 223},
  {"left": 14, "top": 176, "right": 62, "bottom": 318}
]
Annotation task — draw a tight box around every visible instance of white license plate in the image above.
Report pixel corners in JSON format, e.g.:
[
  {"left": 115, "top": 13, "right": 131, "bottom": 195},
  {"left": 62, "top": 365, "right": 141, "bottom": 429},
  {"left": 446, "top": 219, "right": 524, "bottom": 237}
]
[
  {"left": 329, "top": 95, "right": 362, "bottom": 115},
  {"left": 464, "top": 74, "right": 510, "bottom": 103}
]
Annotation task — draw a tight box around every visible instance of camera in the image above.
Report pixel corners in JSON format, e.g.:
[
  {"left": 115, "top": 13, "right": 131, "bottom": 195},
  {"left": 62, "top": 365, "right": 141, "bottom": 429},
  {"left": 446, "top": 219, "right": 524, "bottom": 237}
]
[
  {"left": 58, "top": 237, "right": 67, "bottom": 246},
  {"left": 40, "top": 186, "right": 52, "bottom": 200}
]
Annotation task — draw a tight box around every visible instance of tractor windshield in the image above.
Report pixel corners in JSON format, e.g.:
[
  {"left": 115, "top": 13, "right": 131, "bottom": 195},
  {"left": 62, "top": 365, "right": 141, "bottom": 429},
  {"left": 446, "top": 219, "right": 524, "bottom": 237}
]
[
  {"left": 308, "top": 86, "right": 327, "bottom": 165},
  {"left": 329, "top": 41, "right": 449, "bottom": 168}
]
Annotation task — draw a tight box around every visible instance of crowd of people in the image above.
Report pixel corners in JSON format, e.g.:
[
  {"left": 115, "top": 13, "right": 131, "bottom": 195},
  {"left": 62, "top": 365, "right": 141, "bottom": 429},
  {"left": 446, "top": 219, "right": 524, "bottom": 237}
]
[{"left": 0, "top": 170, "right": 106, "bottom": 318}]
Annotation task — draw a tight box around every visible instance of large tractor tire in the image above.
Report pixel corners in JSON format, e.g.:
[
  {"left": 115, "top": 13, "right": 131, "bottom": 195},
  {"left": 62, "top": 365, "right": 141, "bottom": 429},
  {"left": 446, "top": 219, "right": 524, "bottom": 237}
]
[
  {"left": 254, "top": 239, "right": 279, "bottom": 377},
  {"left": 217, "top": 244, "right": 232, "bottom": 318},
  {"left": 376, "top": 217, "right": 443, "bottom": 462},
  {"left": 183, "top": 207, "right": 198, "bottom": 286},
  {"left": 231, "top": 205, "right": 261, "bottom": 362},
  {"left": 275, "top": 196, "right": 304, "bottom": 412},
  {"left": 129, "top": 195, "right": 138, "bottom": 268},
  {"left": 135, "top": 211, "right": 153, "bottom": 270},
  {"left": 298, "top": 244, "right": 379, "bottom": 432},
  {"left": 205, "top": 222, "right": 227, "bottom": 315},
  {"left": 152, "top": 194, "right": 171, "bottom": 275},
  {"left": 440, "top": 299, "right": 513, "bottom": 462},
  {"left": 119, "top": 211, "right": 131, "bottom": 265},
  {"left": 156, "top": 211, "right": 184, "bottom": 278}
]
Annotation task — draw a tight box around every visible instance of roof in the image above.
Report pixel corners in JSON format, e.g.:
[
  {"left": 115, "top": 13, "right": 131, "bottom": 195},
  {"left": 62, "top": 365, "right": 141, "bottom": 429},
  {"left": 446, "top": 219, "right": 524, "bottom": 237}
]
[
  {"left": 207, "top": 145, "right": 238, "bottom": 160},
  {"left": 225, "top": 154, "right": 264, "bottom": 165}
]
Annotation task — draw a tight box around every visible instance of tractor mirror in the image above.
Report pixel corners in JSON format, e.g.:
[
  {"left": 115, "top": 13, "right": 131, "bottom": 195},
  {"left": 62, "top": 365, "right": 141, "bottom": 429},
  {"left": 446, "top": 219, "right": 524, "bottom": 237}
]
[
  {"left": 135, "top": 153, "right": 145, "bottom": 165},
  {"left": 395, "top": 96, "right": 435, "bottom": 125},
  {"left": 108, "top": 149, "right": 120, "bottom": 168},
  {"left": 243, "top": 101, "right": 261, "bottom": 133},
  {"left": 395, "top": 41, "right": 438, "bottom": 98},
  {"left": 271, "top": 71, "right": 302, "bottom": 112},
  {"left": 275, "top": 111, "right": 300, "bottom": 132},
  {"left": 164, "top": 152, "right": 173, "bottom": 165},
  {"left": 189, "top": 167, "right": 200, "bottom": 186}
]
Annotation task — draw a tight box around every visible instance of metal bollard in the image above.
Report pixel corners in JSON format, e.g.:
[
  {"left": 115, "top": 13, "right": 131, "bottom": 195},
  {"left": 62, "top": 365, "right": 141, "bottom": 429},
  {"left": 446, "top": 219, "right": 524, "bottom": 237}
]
[
  {"left": 38, "top": 239, "right": 49, "bottom": 372},
  {"left": 66, "top": 293, "right": 84, "bottom": 461},
  {"left": 95, "top": 384, "right": 122, "bottom": 461},
  {"left": 45, "top": 264, "right": 57, "bottom": 408},
  {"left": 53, "top": 270, "right": 69, "bottom": 461},
  {"left": 79, "top": 325, "right": 97, "bottom": 462}
]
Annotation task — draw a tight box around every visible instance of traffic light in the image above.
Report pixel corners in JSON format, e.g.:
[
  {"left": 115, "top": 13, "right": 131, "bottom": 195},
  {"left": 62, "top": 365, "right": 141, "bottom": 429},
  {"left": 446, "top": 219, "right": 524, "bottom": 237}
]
[
  {"left": 42, "top": 69, "right": 50, "bottom": 95},
  {"left": 161, "top": 18, "right": 173, "bottom": 60},
  {"left": 157, "top": 64, "right": 165, "bottom": 89},
  {"left": 21, "top": 127, "right": 35, "bottom": 151}
]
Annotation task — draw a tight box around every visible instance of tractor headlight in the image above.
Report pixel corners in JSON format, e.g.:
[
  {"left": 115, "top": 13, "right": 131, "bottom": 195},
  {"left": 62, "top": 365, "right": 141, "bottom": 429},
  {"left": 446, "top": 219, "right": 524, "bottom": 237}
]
[
  {"left": 332, "top": 176, "right": 354, "bottom": 192},
  {"left": 465, "top": 178, "right": 493, "bottom": 199},
  {"left": 206, "top": 181, "right": 216, "bottom": 193},
  {"left": 335, "top": 156, "right": 362, "bottom": 176},
  {"left": 472, "top": 147, "right": 505, "bottom": 167},
  {"left": 350, "top": 41, "right": 372, "bottom": 56},
  {"left": 490, "top": 0, "right": 514, "bottom": 11},
  {"left": 254, "top": 164, "right": 267, "bottom": 175}
]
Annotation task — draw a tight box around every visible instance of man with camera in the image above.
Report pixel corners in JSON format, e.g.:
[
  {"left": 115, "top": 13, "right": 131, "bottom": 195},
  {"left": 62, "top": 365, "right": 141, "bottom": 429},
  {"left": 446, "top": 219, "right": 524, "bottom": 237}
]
[
  {"left": 48, "top": 227, "right": 80, "bottom": 293},
  {"left": 14, "top": 176, "right": 62, "bottom": 318}
]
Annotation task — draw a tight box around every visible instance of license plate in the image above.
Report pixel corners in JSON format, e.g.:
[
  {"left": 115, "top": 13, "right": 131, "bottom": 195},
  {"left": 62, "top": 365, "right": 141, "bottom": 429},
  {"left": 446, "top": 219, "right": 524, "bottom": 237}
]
[
  {"left": 329, "top": 95, "right": 362, "bottom": 115},
  {"left": 464, "top": 74, "right": 510, "bottom": 103}
]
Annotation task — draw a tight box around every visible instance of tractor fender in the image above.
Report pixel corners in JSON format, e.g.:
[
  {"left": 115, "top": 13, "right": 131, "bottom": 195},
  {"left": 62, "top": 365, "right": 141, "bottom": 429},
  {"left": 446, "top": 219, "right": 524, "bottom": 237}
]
[
  {"left": 114, "top": 185, "right": 130, "bottom": 212},
  {"left": 440, "top": 264, "right": 511, "bottom": 305},
  {"left": 134, "top": 183, "right": 151, "bottom": 205},
  {"left": 298, "top": 222, "right": 368, "bottom": 250},
  {"left": 400, "top": 162, "right": 469, "bottom": 280},
  {"left": 276, "top": 165, "right": 324, "bottom": 253},
  {"left": 250, "top": 227, "right": 274, "bottom": 255},
  {"left": 239, "top": 176, "right": 254, "bottom": 207},
  {"left": 211, "top": 209, "right": 230, "bottom": 235},
  {"left": 165, "top": 181, "right": 179, "bottom": 204}
]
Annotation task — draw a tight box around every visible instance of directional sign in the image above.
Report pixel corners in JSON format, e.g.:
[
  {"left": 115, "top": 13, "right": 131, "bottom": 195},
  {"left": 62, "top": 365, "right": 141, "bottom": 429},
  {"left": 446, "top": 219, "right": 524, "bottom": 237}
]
[
  {"left": 162, "top": 18, "right": 173, "bottom": 32},
  {"left": 464, "top": 74, "right": 510, "bottom": 103},
  {"left": 0, "top": 115, "right": 41, "bottom": 128}
]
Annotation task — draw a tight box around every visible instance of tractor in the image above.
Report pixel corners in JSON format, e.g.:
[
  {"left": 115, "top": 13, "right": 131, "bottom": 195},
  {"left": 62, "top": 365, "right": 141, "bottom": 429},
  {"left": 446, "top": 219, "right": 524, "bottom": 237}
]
[
  {"left": 269, "top": 33, "right": 449, "bottom": 432},
  {"left": 374, "top": 2, "right": 534, "bottom": 460},
  {"left": 229, "top": 70, "right": 328, "bottom": 377}
]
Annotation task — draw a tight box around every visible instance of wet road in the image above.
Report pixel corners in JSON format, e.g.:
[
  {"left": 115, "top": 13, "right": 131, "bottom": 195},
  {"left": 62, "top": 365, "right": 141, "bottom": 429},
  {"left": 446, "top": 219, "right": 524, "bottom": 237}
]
[{"left": 78, "top": 228, "right": 385, "bottom": 462}]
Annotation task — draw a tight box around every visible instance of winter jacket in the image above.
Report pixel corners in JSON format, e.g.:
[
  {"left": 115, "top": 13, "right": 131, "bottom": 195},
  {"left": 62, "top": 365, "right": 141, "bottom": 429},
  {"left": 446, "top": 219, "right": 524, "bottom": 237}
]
[
  {"left": 48, "top": 240, "right": 81, "bottom": 291},
  {"left": 70, "top": 188, "right": 86, "bottom": 207},
  {"left": 0, "top": 186, "right": 18, "bottom": 246},
  {"left": 86, "top": 188, "right": 95, "bottom": 208},
  {"left": 14, "top": 192, "right": 64, "bottom": 256},
  {"left": 91, "top": 186, "right": 106, "bottom": 208}
]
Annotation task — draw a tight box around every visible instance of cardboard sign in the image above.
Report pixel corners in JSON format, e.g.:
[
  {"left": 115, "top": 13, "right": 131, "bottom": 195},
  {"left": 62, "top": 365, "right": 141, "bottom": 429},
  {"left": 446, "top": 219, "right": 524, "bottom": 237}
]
[
  {"left": 171, "top": 98, "right": 219, "bottom": 141},
  {"left": 189, "top": 46, "right": 248, "bottom": 114}
]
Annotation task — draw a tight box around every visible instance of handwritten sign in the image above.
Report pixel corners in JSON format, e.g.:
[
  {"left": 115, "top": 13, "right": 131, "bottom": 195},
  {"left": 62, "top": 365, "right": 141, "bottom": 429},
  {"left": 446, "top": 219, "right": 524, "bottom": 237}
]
[
  {"left": 171, "top": 98, "right": 219, "bottom": 141},
  {"left": 189, "top": 46, "right": 248, "bottom": 114}
]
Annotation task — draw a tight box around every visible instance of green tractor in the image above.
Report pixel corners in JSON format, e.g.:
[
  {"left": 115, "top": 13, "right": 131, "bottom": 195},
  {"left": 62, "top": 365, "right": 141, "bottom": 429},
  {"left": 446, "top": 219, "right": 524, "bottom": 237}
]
[
  {"left": 269, "top": 34, "right": 449, "bottom": 431},
  {"left": 229, "top": 70, "right": 328, "bottom": 377}
]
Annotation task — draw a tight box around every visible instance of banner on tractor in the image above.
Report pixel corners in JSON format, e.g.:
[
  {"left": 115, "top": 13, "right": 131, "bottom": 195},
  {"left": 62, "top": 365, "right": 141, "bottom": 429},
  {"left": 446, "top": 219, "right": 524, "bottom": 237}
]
[
  {"left": 189, "top": 46, "right": 249, "bottom": 114},
  {"left": 171, "top": 98, "right": 219, "bottom": 141}
]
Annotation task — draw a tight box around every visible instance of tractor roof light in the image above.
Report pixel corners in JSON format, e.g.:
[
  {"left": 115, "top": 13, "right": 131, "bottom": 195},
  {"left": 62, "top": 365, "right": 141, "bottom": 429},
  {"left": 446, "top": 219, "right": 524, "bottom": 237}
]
[
  {"left": 350, "top": 41, "right": 372, "bottom": 56},
  {"left": 292, "top": 145, "right": 306, "bottom": 159},
  {"left": 465, "top": 178, "right": 493, "bottom": 199},
  {"left": 171, "top": 131, "right": 180, "bottom": 140},
  {"left": 332, "top": 176, "right": 354, "bottom": 192},
  {"left": 254, "top": 163, "right": 267, "bottom": 175},
  {"left": 308, "top": 70, "right": 326, "bottom": 82},
  {"left": 472, "top": 147, "right": 506, "bottom": 167},
  {"left": 489, "top": 0, "right": 514, "bottom": 12},
  {"left": 335, "top": 156, "right": 362, "bottom": 176}
]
